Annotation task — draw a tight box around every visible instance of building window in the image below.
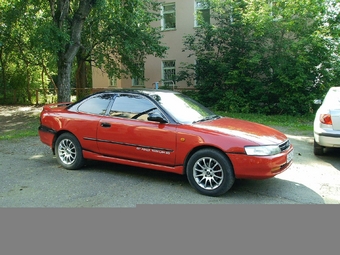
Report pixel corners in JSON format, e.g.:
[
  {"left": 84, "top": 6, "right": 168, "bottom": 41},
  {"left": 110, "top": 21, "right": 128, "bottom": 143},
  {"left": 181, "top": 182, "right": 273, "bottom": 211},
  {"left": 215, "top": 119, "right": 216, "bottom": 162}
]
[
  {"left": 132, "top": 65, "right": 145, "bottom": 86},
  {"left": 162, "top": 3, "right": 176, "bottom": 30},
  {"left": 195, "top": 1, "right": 210, "bottom": 27},
  {"left": 132, "top": 76, "right": 144, "bottom": 86},
  {"left": 110, "top": 76, "right": 117, "bottom": 87},
  {"left": 162, "top": 60, "right": 176, "bottom": 87}
]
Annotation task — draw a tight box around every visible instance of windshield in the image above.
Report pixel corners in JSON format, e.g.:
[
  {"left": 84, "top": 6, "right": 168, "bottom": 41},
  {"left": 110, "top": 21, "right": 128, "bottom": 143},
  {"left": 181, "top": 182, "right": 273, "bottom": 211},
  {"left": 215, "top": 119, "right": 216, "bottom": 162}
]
[{"left": 148, "top": 91, "right": 217, "bottom": 124}]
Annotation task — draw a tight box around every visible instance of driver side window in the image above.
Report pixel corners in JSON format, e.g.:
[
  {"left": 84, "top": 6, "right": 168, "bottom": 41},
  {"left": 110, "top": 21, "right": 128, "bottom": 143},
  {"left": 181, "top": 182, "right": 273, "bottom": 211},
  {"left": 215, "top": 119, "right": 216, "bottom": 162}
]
[{"left": 109, "top": 94, "right": 158, "bottom": 121}]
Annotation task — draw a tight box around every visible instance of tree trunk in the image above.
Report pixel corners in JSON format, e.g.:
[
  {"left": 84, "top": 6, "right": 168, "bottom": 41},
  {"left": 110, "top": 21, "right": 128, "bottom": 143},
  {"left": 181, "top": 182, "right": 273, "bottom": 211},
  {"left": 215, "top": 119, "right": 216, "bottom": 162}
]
[
  {"left": 52, "top": 0, "right": 95, "bottom": 103},
  {"left": 57, "top": 56, "right": 73, "bottom": 102},
  {"left": 26, "top": 64, "right": 31, "bottom": 103},
  {"left": 0, "top": 49, "right": 6, "bottom": 100},
  {"left": 76, "top": 49, "right": 88, "bottom": 100}
]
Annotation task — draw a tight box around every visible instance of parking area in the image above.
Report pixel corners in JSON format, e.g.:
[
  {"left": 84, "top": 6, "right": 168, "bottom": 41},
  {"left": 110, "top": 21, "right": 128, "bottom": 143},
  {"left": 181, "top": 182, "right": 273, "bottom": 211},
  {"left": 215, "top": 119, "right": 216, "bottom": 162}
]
[
  {"left": 0, "top": 105, "right": 339, "bottom": 206},
  {"left": 0, "top": 130, "right": 339, "bottom": 206}
]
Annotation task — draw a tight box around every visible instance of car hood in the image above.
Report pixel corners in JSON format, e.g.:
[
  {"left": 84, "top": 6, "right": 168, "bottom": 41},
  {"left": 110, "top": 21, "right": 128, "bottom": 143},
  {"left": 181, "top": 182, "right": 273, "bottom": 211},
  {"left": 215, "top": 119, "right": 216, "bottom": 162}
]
[{"left": 194, "top": 117, "right": 288, "bottom": 145}]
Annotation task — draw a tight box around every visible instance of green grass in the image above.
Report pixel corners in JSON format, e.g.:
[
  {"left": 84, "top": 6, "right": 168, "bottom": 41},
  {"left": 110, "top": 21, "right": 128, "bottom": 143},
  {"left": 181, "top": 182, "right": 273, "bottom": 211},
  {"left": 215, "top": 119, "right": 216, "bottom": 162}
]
[
  {"left": 0, "top": 116, "right": 40, "bottom": 140},
  {"left": 217, "top": 111, "right": 314, "bottom": 133}
]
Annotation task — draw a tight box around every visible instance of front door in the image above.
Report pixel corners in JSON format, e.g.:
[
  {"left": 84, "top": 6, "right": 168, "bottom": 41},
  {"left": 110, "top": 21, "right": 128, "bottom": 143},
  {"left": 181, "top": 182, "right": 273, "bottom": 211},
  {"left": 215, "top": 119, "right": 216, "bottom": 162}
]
[{"left": 96, "top": 94, "right": 177, "bottom": 166}]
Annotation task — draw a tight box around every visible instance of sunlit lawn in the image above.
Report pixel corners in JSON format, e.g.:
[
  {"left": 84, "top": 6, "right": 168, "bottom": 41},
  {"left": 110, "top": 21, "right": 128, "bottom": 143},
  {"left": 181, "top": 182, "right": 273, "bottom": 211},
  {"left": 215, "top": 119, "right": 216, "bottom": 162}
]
[{"left": 218, "top": 111, "right": 314, "bottom": 134}]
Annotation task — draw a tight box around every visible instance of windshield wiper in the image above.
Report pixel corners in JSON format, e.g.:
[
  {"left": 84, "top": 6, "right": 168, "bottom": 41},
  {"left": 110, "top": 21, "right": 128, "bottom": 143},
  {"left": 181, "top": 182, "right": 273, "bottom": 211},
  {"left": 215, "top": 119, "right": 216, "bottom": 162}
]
[{"left": 193, "top": 115, "right": 221, "bottom": 123}]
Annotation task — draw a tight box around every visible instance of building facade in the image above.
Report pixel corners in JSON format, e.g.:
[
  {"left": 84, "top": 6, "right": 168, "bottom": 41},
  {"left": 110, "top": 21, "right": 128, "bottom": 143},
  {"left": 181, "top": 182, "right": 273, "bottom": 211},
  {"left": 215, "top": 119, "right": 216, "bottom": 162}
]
[{"left": 92, "top": 0, "right": 210, "bottom": 90}]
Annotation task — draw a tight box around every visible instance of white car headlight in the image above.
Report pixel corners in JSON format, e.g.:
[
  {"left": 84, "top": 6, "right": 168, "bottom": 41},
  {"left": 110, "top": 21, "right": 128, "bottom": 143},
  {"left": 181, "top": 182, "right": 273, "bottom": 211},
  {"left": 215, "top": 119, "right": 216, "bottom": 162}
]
[{"left": 244, "top": 145, "right": 281, "bottom": 156}]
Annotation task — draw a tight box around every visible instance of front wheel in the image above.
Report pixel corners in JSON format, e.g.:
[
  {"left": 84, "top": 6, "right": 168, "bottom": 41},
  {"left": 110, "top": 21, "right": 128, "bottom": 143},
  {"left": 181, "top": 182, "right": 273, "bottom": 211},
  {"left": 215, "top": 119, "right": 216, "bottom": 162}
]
[
  {"left": 186, "top": 148, "right": 235, "bottom": 197},
  {"left": 55, "top": 133, "right": 84, "bottom": 170}
]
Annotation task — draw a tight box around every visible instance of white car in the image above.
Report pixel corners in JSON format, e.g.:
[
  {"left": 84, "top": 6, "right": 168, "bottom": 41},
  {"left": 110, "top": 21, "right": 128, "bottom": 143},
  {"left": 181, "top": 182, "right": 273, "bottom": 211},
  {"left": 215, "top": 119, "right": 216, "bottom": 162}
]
[{"left": 313, "top": 86, "right": 340, "bottom": 155}]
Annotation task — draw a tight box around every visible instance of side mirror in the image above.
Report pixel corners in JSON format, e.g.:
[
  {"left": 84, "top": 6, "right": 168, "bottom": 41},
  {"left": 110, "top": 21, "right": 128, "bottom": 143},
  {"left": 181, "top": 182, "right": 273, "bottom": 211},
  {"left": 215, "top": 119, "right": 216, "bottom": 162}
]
[
  {"left": 313, "top": 99, "right": 322, "bottom": 105},
  {"left": 147, "top": 112, "right": 168, "bottom": 123}
]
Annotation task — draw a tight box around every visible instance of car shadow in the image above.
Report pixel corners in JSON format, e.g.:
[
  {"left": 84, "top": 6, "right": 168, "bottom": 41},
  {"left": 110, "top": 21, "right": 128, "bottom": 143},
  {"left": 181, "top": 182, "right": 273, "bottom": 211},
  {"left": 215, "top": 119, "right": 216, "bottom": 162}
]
[
  {"left": 285, "top": 132, "right": 340, "bottom": 171},
  {"left": 230, "top": 178, "right": 324, "bottom": 204},
  {"left": 80, "top": 160, "right": 325, "bottom": 204},
  {"left": 82, "top": 160, "right": 188, "bottom": 185},
  {"left": 315, "top": 148, "right": 340, "bottom": 171}
]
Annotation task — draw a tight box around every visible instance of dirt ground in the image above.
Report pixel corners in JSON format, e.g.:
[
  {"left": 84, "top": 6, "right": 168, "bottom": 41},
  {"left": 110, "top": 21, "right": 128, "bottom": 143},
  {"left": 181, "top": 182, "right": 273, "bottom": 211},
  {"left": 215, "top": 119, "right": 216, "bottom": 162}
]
[{"left": 0, "top": 105, "right": 42, "bottom": 135}]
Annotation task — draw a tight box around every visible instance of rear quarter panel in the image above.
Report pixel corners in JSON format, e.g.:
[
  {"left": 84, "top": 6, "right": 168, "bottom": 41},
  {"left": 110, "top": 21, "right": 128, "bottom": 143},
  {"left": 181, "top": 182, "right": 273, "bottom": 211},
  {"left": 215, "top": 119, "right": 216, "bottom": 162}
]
[{"left": 41, "top": 111, "right": 101, "bottom": 153}]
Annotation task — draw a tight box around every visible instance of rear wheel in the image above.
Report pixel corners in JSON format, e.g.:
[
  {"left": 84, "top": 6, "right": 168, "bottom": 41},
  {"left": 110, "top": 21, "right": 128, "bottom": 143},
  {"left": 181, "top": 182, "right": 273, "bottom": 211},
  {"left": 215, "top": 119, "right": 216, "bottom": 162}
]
[
  {"left": 55, "top": 133, "right": 84, "bottom": 170},
  {"left": 313, "top": 139, "right": 325, "bottom": 156},
  {"left": 186, "top": 148, "right": 235, "bottom": 197}
]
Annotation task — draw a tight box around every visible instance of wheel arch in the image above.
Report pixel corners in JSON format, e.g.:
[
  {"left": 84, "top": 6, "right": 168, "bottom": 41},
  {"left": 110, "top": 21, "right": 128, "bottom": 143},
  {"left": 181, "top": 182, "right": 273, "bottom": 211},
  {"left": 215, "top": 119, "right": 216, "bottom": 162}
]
[
  {"left": 52, "top": 130, "right": 77, "bottom": 155},
  {"left": 183, "top": 145, "right": 234, "bottom": 176}
]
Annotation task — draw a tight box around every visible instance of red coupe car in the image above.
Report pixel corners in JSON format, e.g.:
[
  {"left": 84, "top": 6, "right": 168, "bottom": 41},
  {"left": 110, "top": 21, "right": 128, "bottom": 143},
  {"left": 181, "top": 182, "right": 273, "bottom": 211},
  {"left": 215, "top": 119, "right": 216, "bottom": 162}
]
[{"left": 38, "top": 89, "right": 294, "bottom": 196}]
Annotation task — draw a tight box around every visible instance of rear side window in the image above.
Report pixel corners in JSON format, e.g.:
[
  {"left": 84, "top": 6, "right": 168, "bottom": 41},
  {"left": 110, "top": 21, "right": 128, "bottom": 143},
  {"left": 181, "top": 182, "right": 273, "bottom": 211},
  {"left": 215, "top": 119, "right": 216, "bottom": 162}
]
[{"left": 77, "top": 94, "right": 112, "bottom": 115}]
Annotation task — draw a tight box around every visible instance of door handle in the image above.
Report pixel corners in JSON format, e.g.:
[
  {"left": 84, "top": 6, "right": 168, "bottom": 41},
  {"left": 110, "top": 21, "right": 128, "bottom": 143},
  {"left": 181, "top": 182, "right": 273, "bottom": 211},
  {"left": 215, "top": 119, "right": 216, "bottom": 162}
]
[{"left": 100, "top": 122, "right": 111, "bottom": 128}]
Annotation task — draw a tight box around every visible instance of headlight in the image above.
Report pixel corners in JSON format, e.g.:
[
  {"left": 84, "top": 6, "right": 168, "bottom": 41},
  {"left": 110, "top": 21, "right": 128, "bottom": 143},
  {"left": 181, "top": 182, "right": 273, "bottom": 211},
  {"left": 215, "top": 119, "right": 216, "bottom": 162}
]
[{"left": 244, "top": 145, "right": 281, "bottom": 156}]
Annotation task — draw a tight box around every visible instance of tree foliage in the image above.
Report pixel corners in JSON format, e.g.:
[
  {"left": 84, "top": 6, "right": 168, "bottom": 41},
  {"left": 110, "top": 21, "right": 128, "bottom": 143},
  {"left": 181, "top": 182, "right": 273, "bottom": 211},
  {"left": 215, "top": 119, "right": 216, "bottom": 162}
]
[
  {"left": 0, "top": 0, "right": 167, "bottom": 103},
  {"left": 179, "top": 0, "right": 340, "bottom": 115},
  {"left": 0, "top": 0, "right": 56, "bottom": 104},
  {"left": 82, "top": 0, "right": 166, "bottom": 83}
]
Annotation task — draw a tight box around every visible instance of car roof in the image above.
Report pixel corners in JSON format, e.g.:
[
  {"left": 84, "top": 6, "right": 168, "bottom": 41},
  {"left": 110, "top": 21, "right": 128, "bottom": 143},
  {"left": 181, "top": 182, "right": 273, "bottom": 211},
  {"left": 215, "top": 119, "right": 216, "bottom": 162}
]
[
  {"left": 323, "top": 87, "right": 340, "bottom": 105},
  {"left": 69, "top": 89, "right": 181, "bottom": 107},
  {"left": 328, "top": 87, "right": 340, "bottom": 92},
  {"left": 94, "top": 88, "right": 181, "bottom": 96}
]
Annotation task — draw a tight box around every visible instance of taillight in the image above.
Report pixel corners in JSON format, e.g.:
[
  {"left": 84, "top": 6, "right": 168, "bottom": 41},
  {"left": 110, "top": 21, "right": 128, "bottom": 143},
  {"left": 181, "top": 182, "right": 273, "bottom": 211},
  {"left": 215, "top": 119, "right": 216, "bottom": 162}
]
[{"left": 320, "top": 114, "right": 332, "bottom": 125}]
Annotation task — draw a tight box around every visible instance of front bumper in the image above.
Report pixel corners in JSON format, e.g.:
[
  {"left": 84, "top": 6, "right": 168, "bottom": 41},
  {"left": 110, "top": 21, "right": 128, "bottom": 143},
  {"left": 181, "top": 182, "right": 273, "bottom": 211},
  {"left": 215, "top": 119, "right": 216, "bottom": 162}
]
[{"left": 228, "top": 146, "right": 294, "bottom": 179}]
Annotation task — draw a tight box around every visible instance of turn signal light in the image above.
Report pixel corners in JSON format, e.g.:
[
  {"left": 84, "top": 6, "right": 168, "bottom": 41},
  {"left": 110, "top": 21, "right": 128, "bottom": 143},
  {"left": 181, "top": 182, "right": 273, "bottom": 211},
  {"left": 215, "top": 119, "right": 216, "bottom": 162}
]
[{"left": 320, "top": 114, "right": 332, "bottom": 125}]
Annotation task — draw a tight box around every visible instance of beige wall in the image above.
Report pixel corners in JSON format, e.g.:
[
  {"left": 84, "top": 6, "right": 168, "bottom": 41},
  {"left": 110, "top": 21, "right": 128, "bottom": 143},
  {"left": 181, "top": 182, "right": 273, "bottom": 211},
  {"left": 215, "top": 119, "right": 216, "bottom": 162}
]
[{"left": 92, "top": 0, "right": 198, "bottom": 89}]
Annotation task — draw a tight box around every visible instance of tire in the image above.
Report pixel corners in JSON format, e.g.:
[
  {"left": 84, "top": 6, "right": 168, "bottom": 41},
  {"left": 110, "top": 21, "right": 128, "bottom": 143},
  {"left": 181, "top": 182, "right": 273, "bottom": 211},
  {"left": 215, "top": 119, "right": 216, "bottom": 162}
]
[
  {"left": 186, "top": 148, "right": 235, "bottom": 197},
  {"left": 55, "top": 133, "right": 84, "bottom": 170},
  {"left": 313, "top": 139, "right": 325, "bottom": 156}
]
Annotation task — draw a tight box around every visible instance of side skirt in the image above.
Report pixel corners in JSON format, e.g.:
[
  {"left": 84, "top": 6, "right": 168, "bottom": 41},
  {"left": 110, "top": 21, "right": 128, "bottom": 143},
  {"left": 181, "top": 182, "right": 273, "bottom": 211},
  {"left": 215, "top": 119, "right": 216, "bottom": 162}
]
[{"left": 82, "top": 150, "right": 184, "bottom": 175}]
